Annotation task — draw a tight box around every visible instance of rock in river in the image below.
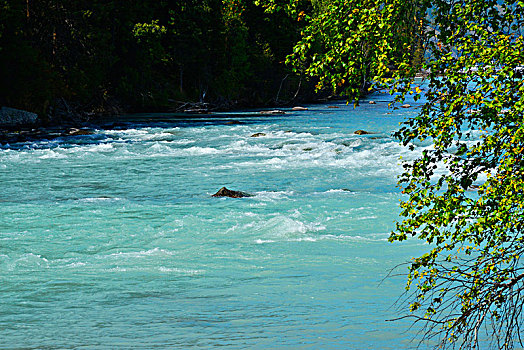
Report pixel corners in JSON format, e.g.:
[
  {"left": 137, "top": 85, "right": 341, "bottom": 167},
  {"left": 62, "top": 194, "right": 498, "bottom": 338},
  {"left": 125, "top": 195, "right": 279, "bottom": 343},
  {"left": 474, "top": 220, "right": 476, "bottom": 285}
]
[
  {"left": 251, "top": 133, "right": 266, "bottom": 137},
  {"left": 354, "top": 130, "right": 372, "bottom": 135},
  {"left": 0, "top": 107, "right": 39, "bottom": 127},
  {"left": 292, "top": 106, "right": 308, "bottom": 111},
  {"left": 260, "top": 110, "right": 285, "bottom": 115},
  {"left": 212, "top": 187, "right": 253, "bottom": 198},
  {"left": 67, "top": 128, "right": 95, "bottom": 136}
]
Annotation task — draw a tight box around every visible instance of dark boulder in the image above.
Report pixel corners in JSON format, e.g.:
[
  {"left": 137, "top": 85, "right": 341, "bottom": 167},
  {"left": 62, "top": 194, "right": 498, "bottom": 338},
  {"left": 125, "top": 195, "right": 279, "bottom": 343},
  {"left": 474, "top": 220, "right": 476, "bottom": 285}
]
[
  {"left": 0, "top": 107, "right": 39, "bottom": 127},
  {"left": 212, "top": 187, "right": 253, "bottom": 198},
  {"left": 354, "top": 130, "right": 372, "bottom": 135},
  {"left": 251, "top": 132, "right": 266, "bottom": 137},
  {"left": 106, "top": 122, "right": 130, "bottom": 129}
]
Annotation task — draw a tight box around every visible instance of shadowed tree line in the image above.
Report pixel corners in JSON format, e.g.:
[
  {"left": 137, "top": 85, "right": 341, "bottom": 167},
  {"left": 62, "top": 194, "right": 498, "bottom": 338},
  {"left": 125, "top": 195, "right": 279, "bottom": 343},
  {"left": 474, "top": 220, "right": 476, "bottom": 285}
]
[{"left": 0, "top": 0, "right": 318, "bottom": 121}]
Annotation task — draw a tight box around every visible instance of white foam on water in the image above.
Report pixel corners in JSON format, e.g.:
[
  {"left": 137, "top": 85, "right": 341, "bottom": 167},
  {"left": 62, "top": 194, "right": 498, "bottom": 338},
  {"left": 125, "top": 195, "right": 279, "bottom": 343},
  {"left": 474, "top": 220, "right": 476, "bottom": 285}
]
[
  {"left": 0, "top": 150, "right": 25, "bottom": 164},
  {"left": 7, "top": 253, "right": 50, "bottom": 270},
  {"left": 142, "top": 143, "right": 222, "bottom": 157},
  {"left": 157, "top": 267, "right": 202, "bottom": 275},
  {"left": 255, "top": 190, "right": 294, "bottom": 201},
  {"left": 38, "top": 149, "right": 67, "bottom": 159},
  {"left": 289, "top": 208, "right": 302, "bottom": 218},
  {"left": 290, "top": 237, "right": 318, "bottom": 242},
  {"left": 272, "top": 130, "right": 316, "bottom": 138},
  {"left": 78, "top": 197, "right": 123, "bottom": 203},
  {"left": 355, "top": 215, "right": 379, "bottom": 220},
  {"left": 288, "top": 233, "right": 389, "bottom": 243},
  {"left": 104, "top": 128, "right": 149, "bottom": 138},
  {"left": 225, "top": 221, "right": 257, "bottom": 234},
  {"left": 106, "top": 247, "right": 175, "bottom": 259},
  {"left": 222, "top": 140, "right": 272, "bottom": 154},
  {"left": 339, "top": 138, "right": 364, "bottom": 148},
  {"left": 107, "top": 267, "right": 127, "bottom": 272},
  {"left": 254, "top": 239, "right": 276, "bottom": 244},
  {"left": 220, "top": 137, "right": 414, "bottom": 177},
  {"left": 325, "top": 189, "right": 354, "bottom": 194},
  {"left": 251, "top": 216, "right": 327, "bottom": 240},
  {"left": 140, "top": 132, "right": 178, "bottom": 141},
  {"left": 253, "top": 233, "right": 389, "bottom": 244},
  {"left": 172, "top": 138, "right": 195, "bottom": 145},
  {"left": 87, "top": 143, "right": 115, "bottom": 153},
  {"left": 351, "top": 206, "right": 375, "bottom": 211},
  {"left": 105, "top": 266, "right": 202, "bottom": 275},
  {"left": 66, "top": 261, "right": 87, "bottom": 268},
  {"left": 146, "top": 142, "right": 174, "bottom": 155},
  {"left": 184, "top": 146, "right": 221, "bottom": 155}
]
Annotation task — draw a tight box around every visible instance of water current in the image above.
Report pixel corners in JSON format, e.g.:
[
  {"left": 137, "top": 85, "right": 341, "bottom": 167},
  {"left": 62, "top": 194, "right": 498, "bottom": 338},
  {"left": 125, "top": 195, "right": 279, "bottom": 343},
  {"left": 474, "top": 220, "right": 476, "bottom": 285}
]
[{"left": 1, "top": 91, "right": 433, "bottom": 349}]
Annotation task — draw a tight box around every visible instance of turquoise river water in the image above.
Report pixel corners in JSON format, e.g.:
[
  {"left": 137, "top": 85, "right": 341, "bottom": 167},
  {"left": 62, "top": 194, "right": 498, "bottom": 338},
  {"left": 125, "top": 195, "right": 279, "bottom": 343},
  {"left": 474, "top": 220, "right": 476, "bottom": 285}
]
[{"left": 1, "top": 92, "right": 436, "bottom": 349}]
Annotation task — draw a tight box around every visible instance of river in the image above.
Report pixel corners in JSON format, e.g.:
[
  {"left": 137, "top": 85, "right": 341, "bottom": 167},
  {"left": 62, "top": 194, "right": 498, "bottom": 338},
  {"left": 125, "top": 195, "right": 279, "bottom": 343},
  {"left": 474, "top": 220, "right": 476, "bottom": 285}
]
[{"left": 1, "top": 91, "right": 432, "bottom": 349}]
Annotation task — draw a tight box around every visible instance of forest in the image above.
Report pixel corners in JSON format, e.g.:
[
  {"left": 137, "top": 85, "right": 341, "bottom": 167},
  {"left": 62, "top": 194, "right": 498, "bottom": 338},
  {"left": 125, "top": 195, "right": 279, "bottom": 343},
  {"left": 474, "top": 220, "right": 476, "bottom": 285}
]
[{"left": 0, "top": 0, "right": 319, "bottom": 122}]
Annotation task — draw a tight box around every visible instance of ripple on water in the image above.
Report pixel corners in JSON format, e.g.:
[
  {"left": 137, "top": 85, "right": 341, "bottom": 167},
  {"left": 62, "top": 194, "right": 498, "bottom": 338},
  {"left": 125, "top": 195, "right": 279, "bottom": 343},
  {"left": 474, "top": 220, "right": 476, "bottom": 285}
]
[{"left": 0, "top": 99, "right": 464, "bottom": 349}]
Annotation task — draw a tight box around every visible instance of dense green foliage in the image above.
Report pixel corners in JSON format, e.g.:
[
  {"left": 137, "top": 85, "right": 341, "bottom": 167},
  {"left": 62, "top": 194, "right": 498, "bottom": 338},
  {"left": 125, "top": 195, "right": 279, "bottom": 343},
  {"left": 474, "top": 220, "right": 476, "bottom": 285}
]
[
  {"left": 393, "top": 1, "right": 524, "bottom": 348},
  {"left": 259, "top": 0, "right": 425, "bottom": 100},
  {"left": 0, "top": 0, "right": 309, "bottom": 116},
  {"left": 263, "top": 0, "right": 524, "bottom": 348}
]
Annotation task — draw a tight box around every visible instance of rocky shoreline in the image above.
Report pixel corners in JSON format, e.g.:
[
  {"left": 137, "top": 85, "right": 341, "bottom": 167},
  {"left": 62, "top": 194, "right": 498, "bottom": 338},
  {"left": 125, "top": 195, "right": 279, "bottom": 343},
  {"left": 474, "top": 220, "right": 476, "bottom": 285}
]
[{"left": 0, "top": 86, "right": 374, "bottom": 145}]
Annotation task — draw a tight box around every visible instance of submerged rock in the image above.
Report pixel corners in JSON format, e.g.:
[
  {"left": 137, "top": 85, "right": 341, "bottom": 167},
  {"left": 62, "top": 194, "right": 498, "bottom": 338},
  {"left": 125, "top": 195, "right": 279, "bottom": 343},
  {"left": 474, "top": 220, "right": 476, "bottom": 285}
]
[
  {"left": 212, "top": 187, "right": 253, "bottom": 198},
  {"left": 106, "top": 121, "right": 130, "bottom": 129},
  {"left": 260, "top": 110, "right": 285, "bottom": 115},
  {"left": 354, "top": 130, "right": 372, "bottom": 135},
  {"left": 292, "top": 106, "right": 308, "bottom": 111},
  {"left": 251, "top": 132, "right": 266, "bottom": 137},
  {"left": 328, "top": 106, "right": 340, "bottom": 109},
  {"left": 225, "top": 120, "right": 243, "bottom": 125}
]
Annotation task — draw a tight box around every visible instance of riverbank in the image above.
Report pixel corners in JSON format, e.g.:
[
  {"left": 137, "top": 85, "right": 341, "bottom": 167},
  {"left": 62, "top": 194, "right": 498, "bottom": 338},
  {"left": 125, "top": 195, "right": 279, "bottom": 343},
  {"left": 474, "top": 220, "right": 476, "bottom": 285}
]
[
  {"left": 0, "top": 103, "right": 324, "bottom": 145},
  {"left": 0, "top": 88, "right": 345, "bottom": 145}
]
